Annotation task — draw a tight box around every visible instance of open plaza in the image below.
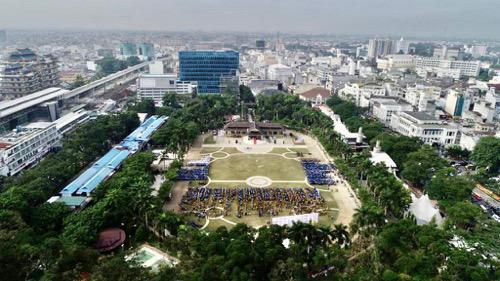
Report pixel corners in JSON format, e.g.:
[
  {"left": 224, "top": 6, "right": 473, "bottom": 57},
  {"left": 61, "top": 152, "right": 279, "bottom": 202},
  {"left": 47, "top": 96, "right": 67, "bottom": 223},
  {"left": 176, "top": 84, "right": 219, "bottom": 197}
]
[{"left": 166, "top": 125, "right": 359, "bottom": 230}]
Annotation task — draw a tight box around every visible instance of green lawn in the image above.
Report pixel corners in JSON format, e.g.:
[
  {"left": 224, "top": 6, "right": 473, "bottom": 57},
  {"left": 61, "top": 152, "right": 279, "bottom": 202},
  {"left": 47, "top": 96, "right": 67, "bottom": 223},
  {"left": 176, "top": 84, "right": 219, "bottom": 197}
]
[
  {"left": 269, "top": 148, "right": 290, "bottom": 154},
  {"left": 222, "top": 147, "right": 241, "bottom": 154},
  {"left": 200, "top": 147, "right": 221, "bottom": 154},
  {"left": 289, "top": 148, "right": 310, "bottom": 154},
  {"left": 212, "top": 152, "right": 228, "bottom": 158},
  {"left": 322, "top": 191, "right": 339, "bottom": 209},
  {"left": 283, "top": 152, "right": 300, "bottom": 159},
  {"left": 209, "top": 154, "right": 305, "bottom": 181},
  {"left": 203, "top": 135, "right": 217, "bottom": 144},
  {"left": 318, "top": 209, "right": 339, "bottom": 225},
  {"left": 206, "top": 182, "right": 312, "bottom": 189}
]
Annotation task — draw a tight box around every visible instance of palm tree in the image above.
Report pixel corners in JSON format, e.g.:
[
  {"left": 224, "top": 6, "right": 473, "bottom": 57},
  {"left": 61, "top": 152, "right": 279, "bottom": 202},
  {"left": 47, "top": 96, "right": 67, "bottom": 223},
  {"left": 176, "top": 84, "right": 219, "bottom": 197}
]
[
  {"left": 351, "top": 204, "right": 385, "bottom": 238},
  {"left": 332, "top": 224, "right": 350, "bottom": 248}
]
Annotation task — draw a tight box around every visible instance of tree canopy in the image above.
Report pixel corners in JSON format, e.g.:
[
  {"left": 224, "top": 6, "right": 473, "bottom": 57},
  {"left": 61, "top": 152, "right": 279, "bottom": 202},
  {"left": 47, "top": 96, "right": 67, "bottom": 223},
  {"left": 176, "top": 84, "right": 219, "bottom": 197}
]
[
  {"left": 425, "top": 167, "right": 475, "bottom": 202},
  {"left": 401, "top": 146, "right": 447, "bottom": 188},
  {"left": 471, "top": 136, "right": 500, "bottom": 174}
]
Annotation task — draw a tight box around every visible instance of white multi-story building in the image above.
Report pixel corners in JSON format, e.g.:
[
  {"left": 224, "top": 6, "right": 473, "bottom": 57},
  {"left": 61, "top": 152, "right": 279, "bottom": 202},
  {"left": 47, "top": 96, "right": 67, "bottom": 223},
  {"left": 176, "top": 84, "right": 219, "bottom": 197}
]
[
  {"left": 0, "top": 122, "right": 60, "bottom": 176},
  {"left": 470, "top": 101, "right": 496, "bottom": 123},
  {"left": 484, "top": 87, "right": 500, "bottom": 120},
  {"left": 367, "top": 39, "right": 396, "bottom": 58},
  {"left": 372, "top": 99, "right": 413, "bottom": 125},
  {"left": 459, "top": 132, "right": 482, "bottom": 151},
  {"left": 267, "top": 64, "right": 294, "bottom": 84},
  {"left": 404, "top": 85, "right": 441, "bottom": 111},
  {"left": 433, "top": 46, "right": 463, "bottom": 60},
  {"left": 470, "top": 45, "right": 488, "bottom": 58},
  {"left": 339, "top": 83, "right": 386, "bottom": 107},
  {"left": 377, "top": 55, "right": 415, "bottom": 71},
  {"left": 415, "top": 57, "right": 480, "bottom": 78},
  {"left": 396, "top": 37, "right": 410, "bottom": 54},
  {"left": 136, "top": 73, "right": 197, "bottom": 106},
  {"left": 390, "top": 111, "right": 458, "bottom": 146},
  {"left": 148, "top": 60, "right": 165, "bottom": 75}
]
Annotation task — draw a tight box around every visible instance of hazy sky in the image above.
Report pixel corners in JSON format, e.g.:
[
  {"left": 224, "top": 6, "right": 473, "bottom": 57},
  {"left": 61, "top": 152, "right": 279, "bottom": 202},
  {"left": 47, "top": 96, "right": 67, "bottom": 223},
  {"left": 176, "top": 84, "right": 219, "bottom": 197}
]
[{"left": 1, "top": 0, "right": 498, "bottom": 39}]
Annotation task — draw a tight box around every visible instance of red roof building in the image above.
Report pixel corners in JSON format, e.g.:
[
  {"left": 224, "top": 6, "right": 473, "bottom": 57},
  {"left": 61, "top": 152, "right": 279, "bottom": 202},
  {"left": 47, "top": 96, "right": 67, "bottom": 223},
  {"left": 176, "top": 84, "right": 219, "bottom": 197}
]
[
  {"left": 298, "top": 87, "right": 331, "bottom": 104},
  {"left": 94, "top": 228, "right": 126, "bottom": 252}
]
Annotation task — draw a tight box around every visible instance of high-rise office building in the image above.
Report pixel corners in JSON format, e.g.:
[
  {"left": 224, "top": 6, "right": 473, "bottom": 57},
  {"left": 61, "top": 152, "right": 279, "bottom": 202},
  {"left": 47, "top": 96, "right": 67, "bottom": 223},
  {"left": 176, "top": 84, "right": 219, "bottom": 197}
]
[
  {"left": 396, "top": 37, "right": 409, "bottom": 54},
  {"left": 138, "top": 43, "right": 154, "bottom": 60},
  {"left": 179, "top": 50, "right": 239, "bottom": 94},
  {"left": 0, "top": 49, "right": 60, "bottom": 99},
  {"left": 433, "top": 46, "right": 464, "bottom": 60},
  {"left": 367, "top": 39, "right": 397, "bottom": 58},
  {"left": 119, "top": 42, "right": 137, "bottom": 57},
  {"left": 256, "top": 40, "right": 266, "bottom": 49},
  {"left": 470, "top": 45, "right": 488, "bottom": 58},
  {"left": 445, "top": 89, "right": 470, "bottom": 117}
]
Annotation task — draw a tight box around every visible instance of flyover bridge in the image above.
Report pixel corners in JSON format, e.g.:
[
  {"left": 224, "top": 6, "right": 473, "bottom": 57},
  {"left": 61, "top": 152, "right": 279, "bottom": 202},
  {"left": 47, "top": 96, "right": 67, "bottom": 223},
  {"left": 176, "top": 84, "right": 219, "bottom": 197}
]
[{"left": 0, "top": 61, "right": 150, "bottom": 132}]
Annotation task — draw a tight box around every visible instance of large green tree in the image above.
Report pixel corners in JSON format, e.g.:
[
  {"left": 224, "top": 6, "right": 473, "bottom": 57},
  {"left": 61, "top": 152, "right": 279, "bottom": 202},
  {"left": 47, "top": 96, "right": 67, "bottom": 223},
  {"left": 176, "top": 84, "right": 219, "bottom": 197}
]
[
  {"left": 69, "top": 74, "right": 87, "bottom": 90},
  {"left": 471, "top": 136, "right": 500, "bottom": 174},
  {"left": 371, "top": 133, "right": 422, "bottom": 167},
  {"left": 425, "top": 167, "right": 474, "bottom": 202},
  {"left": 401, "top": 146, "right": 447, "bottom": 188}
]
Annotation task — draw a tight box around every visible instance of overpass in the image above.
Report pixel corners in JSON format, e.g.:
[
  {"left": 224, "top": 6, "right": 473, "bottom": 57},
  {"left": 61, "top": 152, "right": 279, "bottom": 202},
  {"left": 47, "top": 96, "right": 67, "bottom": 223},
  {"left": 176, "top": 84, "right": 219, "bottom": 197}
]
[
  {"left": 0, "top": 61, "right": 150, "bottom": 133},
  {"left": 64, "top": 60, "right": 150, "bottom": 100}
]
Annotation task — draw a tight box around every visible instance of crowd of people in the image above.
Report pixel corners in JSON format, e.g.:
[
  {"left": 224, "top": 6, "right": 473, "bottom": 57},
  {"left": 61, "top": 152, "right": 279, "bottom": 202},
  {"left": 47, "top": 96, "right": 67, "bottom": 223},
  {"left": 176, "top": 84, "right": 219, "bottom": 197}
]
[
  {"left": 180, "top": 187, "right": 326, "bottom": 219},
  {"left": 301, "top": 159, "right": 336, "bottom": 185},
  {"left": 177, "top": 167, "right": 209, "bottom": 180}
]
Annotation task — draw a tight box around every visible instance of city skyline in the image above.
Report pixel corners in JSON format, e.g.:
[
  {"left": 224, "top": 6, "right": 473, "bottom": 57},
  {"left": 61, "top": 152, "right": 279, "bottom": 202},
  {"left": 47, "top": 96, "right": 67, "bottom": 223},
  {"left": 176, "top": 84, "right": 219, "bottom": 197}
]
[{"left": 1, "top": 0, "right": 499, "bottom": 40}]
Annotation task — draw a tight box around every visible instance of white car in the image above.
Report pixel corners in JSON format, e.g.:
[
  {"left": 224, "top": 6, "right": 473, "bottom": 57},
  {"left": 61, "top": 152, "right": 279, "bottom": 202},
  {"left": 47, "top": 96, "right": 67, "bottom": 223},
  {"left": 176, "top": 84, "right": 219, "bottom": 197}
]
[{"left": 492, "top": 214, "right": 500, "bottom": 223}]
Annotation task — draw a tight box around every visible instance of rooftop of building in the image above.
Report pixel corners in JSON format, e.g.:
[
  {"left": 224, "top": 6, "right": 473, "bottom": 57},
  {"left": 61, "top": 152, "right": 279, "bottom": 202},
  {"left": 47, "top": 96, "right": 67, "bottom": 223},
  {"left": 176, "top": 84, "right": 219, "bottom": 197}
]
[
  {"left": 370, "top": 151, "right": 398, "bottom": 169},
  {"left": 224, "top": 121, "right": 284, "bottom": 130},
  {"left": 139, "top": 73, "right": 177, "bottom": 78},
  {"left": 299, "top": 87, "right": 331, "bottom": 99},
  {"left": 0, "top": 122, "right": 56, "bottom": 149},
  {"left": 8, "top": 48, "right": 37, "bottom": 61},
  {"left": 178, "top": 50, "right": 239, "bottom": 56},
  {"left": 59, "top": 115, "right": 167, "bottom": 197},
  {"left": 53, "top": 110, "right": 89, "bottom": 131},
  {"left": 403, "top": 111, "right": 438, "bottom": 121}
]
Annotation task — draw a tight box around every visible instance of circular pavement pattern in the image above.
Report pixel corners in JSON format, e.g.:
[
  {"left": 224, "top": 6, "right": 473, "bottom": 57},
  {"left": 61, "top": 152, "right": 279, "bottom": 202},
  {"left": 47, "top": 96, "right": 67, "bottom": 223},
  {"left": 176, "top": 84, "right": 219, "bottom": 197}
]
[{"left": 246, "top": 176, "right": 272, "bottom": 187}]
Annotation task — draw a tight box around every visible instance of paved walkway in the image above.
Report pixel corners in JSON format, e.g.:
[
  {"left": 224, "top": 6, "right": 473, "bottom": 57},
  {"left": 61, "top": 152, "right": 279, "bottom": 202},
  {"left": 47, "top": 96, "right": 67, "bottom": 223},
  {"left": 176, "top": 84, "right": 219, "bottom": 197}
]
[{"left": 294, "top": 132, "right": 360, "bottom": 226}]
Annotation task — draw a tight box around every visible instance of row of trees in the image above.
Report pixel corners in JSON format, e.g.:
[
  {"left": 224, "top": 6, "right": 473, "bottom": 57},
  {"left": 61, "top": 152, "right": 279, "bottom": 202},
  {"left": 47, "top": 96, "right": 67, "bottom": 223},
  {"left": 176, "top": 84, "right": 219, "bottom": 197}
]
[
  {"left": 170, "top": 223, "right": 350, "bottom": 281},
  {"left": 326, "top": 96, "right": 386, "bottom": 142},
  {"left": 151, "top": 91, "right": 238, "bottom": 157}
]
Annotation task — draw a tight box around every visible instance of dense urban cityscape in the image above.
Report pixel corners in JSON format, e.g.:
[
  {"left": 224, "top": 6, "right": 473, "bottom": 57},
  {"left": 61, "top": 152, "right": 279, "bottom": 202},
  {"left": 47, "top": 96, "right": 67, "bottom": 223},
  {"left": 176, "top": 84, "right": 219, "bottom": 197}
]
[{"left": 0, "top": 1, "right": 499, "bottom": 280}]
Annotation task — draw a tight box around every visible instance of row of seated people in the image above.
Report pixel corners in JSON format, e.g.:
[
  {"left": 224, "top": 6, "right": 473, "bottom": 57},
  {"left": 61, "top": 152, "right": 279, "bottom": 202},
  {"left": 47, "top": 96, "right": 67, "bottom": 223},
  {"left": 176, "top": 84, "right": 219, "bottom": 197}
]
[
  {"left": 301, "top": 159, "right": 336, "bottom": 185},
  {"left": 177, "top": 167, "right": 209, "bottom": 181},
  {"left": 180, "top": 187, "right": 325, "bottom": 218}
]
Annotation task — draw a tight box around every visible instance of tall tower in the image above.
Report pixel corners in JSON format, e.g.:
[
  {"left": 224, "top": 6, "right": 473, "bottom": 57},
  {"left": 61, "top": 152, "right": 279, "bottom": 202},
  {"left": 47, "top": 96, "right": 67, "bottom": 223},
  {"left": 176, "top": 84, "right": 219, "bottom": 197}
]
[{"left": 276, "top": 32, "right": 285, "bottom": 55}]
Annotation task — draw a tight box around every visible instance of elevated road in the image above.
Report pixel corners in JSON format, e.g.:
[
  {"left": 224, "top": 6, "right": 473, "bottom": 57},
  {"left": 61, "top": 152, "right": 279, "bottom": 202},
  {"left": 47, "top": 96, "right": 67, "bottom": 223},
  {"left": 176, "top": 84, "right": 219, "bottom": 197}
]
[
  {"left": 64, "top": 61, "right": 149, "bottom": 100},
  {"left": 0, "top": 61, "right": 150, "bottom": 132}
]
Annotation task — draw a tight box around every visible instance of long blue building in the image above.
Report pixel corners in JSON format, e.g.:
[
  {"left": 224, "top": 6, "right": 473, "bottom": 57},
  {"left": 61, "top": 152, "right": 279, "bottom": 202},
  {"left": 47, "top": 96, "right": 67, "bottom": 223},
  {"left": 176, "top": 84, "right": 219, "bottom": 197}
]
[
  {"left": 55, "top": 115, "right": 167, "bottom": 208},
  {"left": 178, "top": 50, "right": 239, "bottom": 94}
]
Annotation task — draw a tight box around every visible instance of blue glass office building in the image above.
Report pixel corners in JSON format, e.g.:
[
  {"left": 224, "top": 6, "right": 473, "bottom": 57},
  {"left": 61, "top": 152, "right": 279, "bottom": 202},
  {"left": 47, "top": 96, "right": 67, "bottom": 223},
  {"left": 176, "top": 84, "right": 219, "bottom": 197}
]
[
  {"left": 179, "top": 50, "right": 239, "bottom": 94},
  {"left": 138, "top": 43, "right": 155, "bottom": 60}
]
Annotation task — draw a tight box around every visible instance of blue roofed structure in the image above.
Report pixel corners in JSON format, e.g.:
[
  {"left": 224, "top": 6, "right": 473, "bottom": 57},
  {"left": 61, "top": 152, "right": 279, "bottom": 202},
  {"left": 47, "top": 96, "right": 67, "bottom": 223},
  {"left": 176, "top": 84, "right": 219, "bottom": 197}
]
[{"left": 59, "top": 115, "right": 167, "bottom": 199}]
